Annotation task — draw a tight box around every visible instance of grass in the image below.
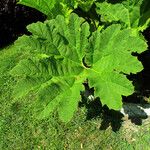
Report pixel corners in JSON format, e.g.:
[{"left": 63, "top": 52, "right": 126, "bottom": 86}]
[{"left": 1, "top": 46, "right": 150, "bottom": 150}]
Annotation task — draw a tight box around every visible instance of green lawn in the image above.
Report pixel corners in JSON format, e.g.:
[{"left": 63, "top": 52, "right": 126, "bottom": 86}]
[{"left": 0, "top": 46, "right": 150, "bottom": 150}]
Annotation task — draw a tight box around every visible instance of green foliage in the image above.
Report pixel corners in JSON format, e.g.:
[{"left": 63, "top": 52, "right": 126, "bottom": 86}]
[
  {"left": 96, "top": 0, "right": 150, "bottom": 32},
  {"left": 77, "top": 0, "right": 96, "bottom": 12},
  {"left": 139, "top": 0, "right": 150, "bottom": 29},
  {"left": 17, "top": 0, "right": 75, "bottom": 18},
  {"left": 8, "top": 12, "right": 147, "bottom": 122},
  {"left": 17, "top": 0, "right": 97, "bottom": 18},
  {"left": 17, "top": 0, "right": 56, "bottom": 16},
  {"left": 1, "top": 0, "right": 149, "bottom": 122},
  {"left": 17, "top": 0, "right": 82, "bottom": 18}
]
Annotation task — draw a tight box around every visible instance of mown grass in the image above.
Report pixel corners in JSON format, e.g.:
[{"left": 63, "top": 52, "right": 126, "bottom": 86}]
[{"left": 0, "top": 46, "right": 150, "bottom": 150}]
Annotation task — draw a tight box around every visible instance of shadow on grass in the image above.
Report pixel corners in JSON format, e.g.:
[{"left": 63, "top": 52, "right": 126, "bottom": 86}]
[
  {"left": 79, "top": 96, "right": 124, "bottom": 132},
  {"left": 79, "top": 26, "right": 150, "bottom": 130},
  {"left": 79, "top": 83, "right": 124, "bottom": 132},
  {"left": 79, "top": 81, "right": 150, "bottom": 132},
  {"left": 122, "top": 103, "right": 149, "bottom": 125}
]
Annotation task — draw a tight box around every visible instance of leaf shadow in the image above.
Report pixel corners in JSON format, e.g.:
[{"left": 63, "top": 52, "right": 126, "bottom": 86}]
[
  {"left": 99, "top": 105, "right": 124, "bottom": 132},
  {"left": 79, "top": 82, "right": 150, "bottom": 132},
  {"left": 122, "top": 103, "right": 149, "bottom": 125},
  {"left": 79, "top": 83, "right": 124, "bottom": 132}
]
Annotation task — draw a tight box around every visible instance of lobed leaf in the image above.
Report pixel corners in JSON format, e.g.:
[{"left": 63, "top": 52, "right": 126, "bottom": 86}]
[
  {"left": 9, "top": 13, "right": 148, "bottom": 122},
  {"left": 53, "top": 13, "right": 90, "bottom": 63},
  {"left": 88, "top": 71, "right": 134, "bottom": 109},
  {"left": 17, "top": 0, "right": 56, "bottom": 17},
  {"left": 17, "top": 0, "right": 78, "bottom": 19},
  {"left": 13, "top": 77, "right": 49, "bottom": 99},
  {"left": 96, "top": 2, "right": 130, "bottom": 27},
  {"left": 38, "top": 76, "right": 84, "bottom": 122},
  {"left": 87, "top": 24, "right": 147, "bottom": 109},
  {"left": 96, "top": 0, "right": 150, "bottom": 31}
]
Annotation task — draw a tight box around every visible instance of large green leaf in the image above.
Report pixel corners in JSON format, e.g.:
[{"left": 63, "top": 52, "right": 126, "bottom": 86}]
[
  {"left": 53, "top": 14, "right": 90, "bottom": 63},
  {"left": 89, "top": 24, "right": 147, "bottom": 72},
  {"left": 38, "top": 76, "right": 84, "bottom": 122},
  {"left": 12, "top": 77, "right": 49, "bottom": 99},
  {"left": 96, "top": 2, "right": 130, "bottom": 26},
  {"left": 87, "top": 24, "right": 147, "bottom": 109},
  {"left": 96, "top": 0, "right": 150, "bottom": 31},
  {"left": 17, "top": 0, "right": 78, "bottom": 18},
  {"left": 10, "top": 13, "right": 89, "bottom": 122},
  {"left": 17, "top": 0, "right": 56, "bottom": 17},
  {"left": 9, "top": 13, "right": 147, "bottom": 122},
  {"left": 88, "top": 71, "right": 133, "bottom": 109},
  {"left": 21, "top": 13, "right": 90, "bottom": 63},
  {"left": 10, "top": 56, "right": 83, "bottom": 101}
]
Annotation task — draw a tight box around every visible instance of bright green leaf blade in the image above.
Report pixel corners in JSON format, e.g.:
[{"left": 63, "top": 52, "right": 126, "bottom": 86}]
[
  {"left": 36, "top": 77, "right": 72, "bottom": 118},
  {"left": 17, "top": 0, "right": 56, "bottom": 16},
  {"left": 10, "top": 57, "right": 83, "bottom": 77},
  {"left": 92, "top": 54, "right": 143, "bottom": 75},
  {"left": 10, "top": 59, "right": 40, "bottom": 77},
  {"left": 8, "top": 10, "right": 148, "bottom": 122},
  {"left": 27, "top": 21, "right": 55, "bottom": 39},
  {"left": 8, "top": 14, "right": 90, "bottom": 122},
  {"left": 96, "top": 0, "right": 150, "bottom": 31},
  {"left": 88, "top": 71, "right": 134, "bottom": 110},
  {"left": 58, "top": 79, "right": 84, "bottom": 122},
  {"left": 13, "top": 77, "right": 49, "bottom": 99},
  {"left": 37, "top": 76, "right": 75, "bottom": 113},
  {"left": 37, "top": 77, "right": 73, "bottom": 103},
  {"left": 37, "top": 76, "right": 84, "bottom": 122},
  {"left": 37, "top": 91, "right": 65, "bottom": 119},
  {"left": 87, "top": 24, "right": 147, "bottom": 110},
  {"left": 54, "top": 13, "right": 90, "bottom": 63},
  {"left": 96, "top": 2, "right": 130, "bottom": 27},
  {"left": 24, "top": 14, "right": 90, "bottom": 64},
  {"left": 90, "top": 24, "right": 147, "bottom": 74},
  {"left": 89, "top": 24, "right": 121, "bottom": 63},
  {"left": 26, "top": 21, "right": 62, "bottom": 56}
]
